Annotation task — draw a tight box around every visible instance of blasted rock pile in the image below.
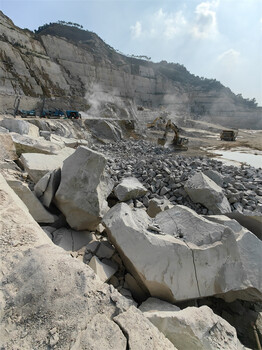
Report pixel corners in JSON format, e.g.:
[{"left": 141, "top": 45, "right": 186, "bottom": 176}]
[{"left": 94, "top": 139, "right": 262, "bottom": 215}]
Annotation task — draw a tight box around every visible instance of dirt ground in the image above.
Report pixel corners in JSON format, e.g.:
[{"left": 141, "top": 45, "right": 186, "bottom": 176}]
[{"left": 146, "top": 121, "right": 262, "bottom": 158}]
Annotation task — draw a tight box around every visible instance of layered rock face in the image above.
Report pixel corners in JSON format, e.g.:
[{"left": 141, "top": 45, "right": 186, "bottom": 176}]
[{"left": 1, "top": 11, "right": 261, "bottom": 128}]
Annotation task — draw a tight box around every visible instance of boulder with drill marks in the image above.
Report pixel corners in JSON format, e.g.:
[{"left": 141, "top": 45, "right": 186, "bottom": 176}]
[{"left": 103, "top": 203, "right": 262, "bottom": 303}]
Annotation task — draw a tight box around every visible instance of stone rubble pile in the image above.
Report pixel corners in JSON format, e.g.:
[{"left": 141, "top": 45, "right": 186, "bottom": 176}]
[
  {"left": 93, "top": 139, "right": 262, "bottom": 216},
  {"left": 1, "top": 118, "right": 261, "bottom": 349}
]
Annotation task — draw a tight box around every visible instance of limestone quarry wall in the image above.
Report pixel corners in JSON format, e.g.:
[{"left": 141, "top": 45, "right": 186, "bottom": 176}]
[{"left": 0, "top": 11, "right": 261, "bottom": 128}]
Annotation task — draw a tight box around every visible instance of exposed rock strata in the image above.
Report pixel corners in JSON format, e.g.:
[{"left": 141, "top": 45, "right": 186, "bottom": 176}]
[{"left": 0, "top": 11, "right": 261, "bottom": 128}]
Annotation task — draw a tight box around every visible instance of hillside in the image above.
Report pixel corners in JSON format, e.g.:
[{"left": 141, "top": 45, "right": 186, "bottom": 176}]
[{"left": 0, "top": 11, "right": 261, "bottom": 128}]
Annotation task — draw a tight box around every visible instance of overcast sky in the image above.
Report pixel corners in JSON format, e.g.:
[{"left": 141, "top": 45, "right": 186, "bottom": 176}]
[{"left": 1, "top": 0, "right": 262, "bottom": 105}]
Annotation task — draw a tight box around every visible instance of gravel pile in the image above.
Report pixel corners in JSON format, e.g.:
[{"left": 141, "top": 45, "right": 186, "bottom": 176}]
[{"left": 92, "top": 139, "right": 262, "bottom": 215}]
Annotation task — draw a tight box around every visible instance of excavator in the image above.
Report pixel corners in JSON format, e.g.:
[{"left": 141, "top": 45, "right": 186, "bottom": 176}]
[
  {"left": 158, "top": 119, "right": 188, "bottom": 150},
  {"left": 147, "top": 116, "right": 167, "bottom": 130}
]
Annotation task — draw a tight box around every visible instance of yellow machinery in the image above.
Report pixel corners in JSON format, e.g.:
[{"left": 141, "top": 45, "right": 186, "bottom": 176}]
[
  {"left": 220, "top": 130, "right": 238, "bottom": 141},
  {"left": 158, "top": 119, "right": 188, "bottom": 150},
  {"left": 147, "top": 116, "right": 166, "bottom": 130}
]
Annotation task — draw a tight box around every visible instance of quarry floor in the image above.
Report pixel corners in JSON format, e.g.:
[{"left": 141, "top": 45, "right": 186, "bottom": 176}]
[
  {"left": 146, "top": 124, "right": 262, "bottom": 159},
  {"left": 1, "top": 114, "right": 262, "bottom": 162}
]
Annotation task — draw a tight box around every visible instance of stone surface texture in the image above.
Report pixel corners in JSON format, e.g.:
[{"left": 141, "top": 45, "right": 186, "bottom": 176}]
[
  {"left": 10, "top": 132, "right": 64, "bottom": 155},
  {"left": 103, "top": 203, "right": 262, "bottom": 303},
  {"left": 0, "top": 174, "right": 172, "bottom": 349},
  {"left": 184, "top": 171, "right": 231, "bottom": 214},
  {"left": 19, "top": 147, "right": 74, "bottom": 183},
  {"left": 34, "top": 168, "right": 61, "bottom": 208},
  {"left": 55, "top": 146, "right": 114, "bottom": 230},
  {"left": 114, "top": 176, "right": 147, "bottom": 201},
  {"left": 0, "top": 118, "right": 39, "bottom": 137},
  {"left": 113, "top": 306, "right": 177, "bottom": 350},
  {"left": 7, "top": 179, "right": 57, "bottom": 223},
  {"left": 142, "top": 305, "right": 246, "bottom": 350}
]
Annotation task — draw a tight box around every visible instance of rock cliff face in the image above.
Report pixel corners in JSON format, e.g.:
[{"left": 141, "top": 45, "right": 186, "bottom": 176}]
[{"left": 0, "top": 11, "right": 261, "bottom": 128}]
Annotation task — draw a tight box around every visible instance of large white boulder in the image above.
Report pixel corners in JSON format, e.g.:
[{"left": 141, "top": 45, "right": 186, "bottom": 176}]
[
  {"left": 114, "top": 177, "right": 147, "bottom": 201},
  {"left": 141, "top": 304, "right": 245, "bottom": 350},
  {"left": 7, "top": 179, "right": 58, "bottom": 223},
  {"left": 55, "top": 146, "right": 114, "bottom": 230},
  {"left": 10, "top": 132, "right": 64, "bottom": 155},
  {"left": 103, "top": 203, "right": 262, "bottom": 303},
  {"left": 0, "top": 118, "right": 39, "bottom": 137},
  {"left": 184, "top": 171, "right": 231, "bottom": 214},
  {"left": 19, "top": 147, "right": 74, "bottom": 183},
  {"left": 84, "top": 119, "right": 123, "bottom": 142}
]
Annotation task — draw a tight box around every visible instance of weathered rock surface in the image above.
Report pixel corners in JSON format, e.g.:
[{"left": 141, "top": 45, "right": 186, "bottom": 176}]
[
  {"left": 103, "top": 203, "right": 262, "bottom": 303},
  {"left": 0, "top": 173, "right": 174, "bottom": 349},
  {"left": 113, "top": 306, "right": 177, "bottom": 350},
  {"left": 139, "top": 297, "right": 180, "bottom": 313},
  {"left": 10, "top": 132, "right": 64, "bottom": 155},
  {"left": 0, "top": 118, "right": 39, "bottom": 137},
  {"left": 34, "top": 168, "right": 61, "bottom": 208},
  {"left": 147, "top": 198, "right": 174, "bottom": 218},
  {"left": 114, "top": 177, "right": 147, "bottom": 201},
  {"left": 55, "top": 146, "right": 114, "bottom": 230},
  {"left": 85, "top": 119, "right": 123, "bottom": 142},
  {"left": 226, "top": 210, "right": 262, "bottom": 240},
  {"left": 51, "top": 227, "right": 94, "bottom": 251},
  {"left": 88, "top": 256, "right": 118, "bottom": 282},
  {"left": 0, "top": 126, "right": 9, "bottom": 133},
  {"left": 70, "top": 313, "right": 127, "bottom": 350},
  {"left": 19, "top": 147, "right": 74, "bottom": 183},
  {"left": 0, "top": 133, "right": 17, "bottom": 161},
  {"left": 185, "top": 171, "right": 231, "bottom": 214},
  {"left": 203, "top": 169, "right": 225, "bottom": 187},
  {"left": 141, "top": 304, "right": 246, "bottom": 350},
  {"left": 7, "top": 179, "right": 58, "bottom": 223}
]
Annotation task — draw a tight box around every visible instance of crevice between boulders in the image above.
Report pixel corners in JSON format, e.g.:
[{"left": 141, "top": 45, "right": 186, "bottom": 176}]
[{"left": 113, "top": 318, "right": 130, "bottom": 350}]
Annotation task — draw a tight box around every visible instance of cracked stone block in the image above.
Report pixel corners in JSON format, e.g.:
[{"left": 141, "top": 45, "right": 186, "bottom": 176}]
[{"left": 88, "top": 256, "right": 118, "bottom": 283}]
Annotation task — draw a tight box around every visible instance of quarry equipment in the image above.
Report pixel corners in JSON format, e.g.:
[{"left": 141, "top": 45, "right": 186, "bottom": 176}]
[
  {"left": 65, "top": 111, "right": 81, "bottom": 119},
  {"left": 158, "top": 119, "right": 188, "bottom": 150},
  {"left": 147, "top": 116, "right": 166, "bottom": 129},
  {"left": 220, "top": 130, "right": 238, "bottom": 141},
  {"left": 20, "top": 109, "right": 36, "bottom": 118},
  {"left": 147, "top": 112, "right": 169, "bottom": 130},
  {"left": 40, "top": 109, "right": 64, "bottom": 118},
  {"left": 13, "top": 96, "right": 21, "bottom": 117}
]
